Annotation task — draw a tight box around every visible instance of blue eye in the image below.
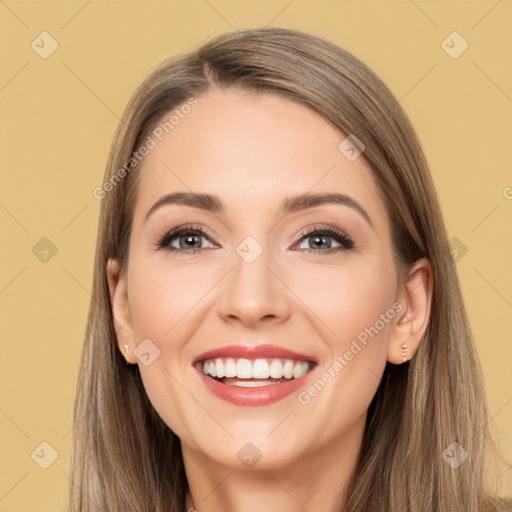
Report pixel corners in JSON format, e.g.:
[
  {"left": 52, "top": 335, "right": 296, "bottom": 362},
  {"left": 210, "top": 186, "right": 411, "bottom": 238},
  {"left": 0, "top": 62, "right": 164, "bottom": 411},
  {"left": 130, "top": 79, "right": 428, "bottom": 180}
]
[
  {"left": 294, "top": 225, "right": 354, "bottom": 254},
  {"left": 156, "top": 225, "right": 216, "bottom": 252},
  {"left": 155, "top": 224, "right": 355, "bottom": 254}
]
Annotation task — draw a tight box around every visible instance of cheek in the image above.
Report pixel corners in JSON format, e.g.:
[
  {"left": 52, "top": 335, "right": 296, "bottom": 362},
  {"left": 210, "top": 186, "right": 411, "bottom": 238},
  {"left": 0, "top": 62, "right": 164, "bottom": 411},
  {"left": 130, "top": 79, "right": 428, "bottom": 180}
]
[
  {"left": 292, "top": 258, "right": 397, "bottom": 424},
  {"left": 290, "top": 255, "right": 397, "bottom": 347},
  {"left": 124, "top": 259, "right": 218, "bottom": 439},
  {"left": 127, "top": 257, "right": 218, "bottom": 343}
]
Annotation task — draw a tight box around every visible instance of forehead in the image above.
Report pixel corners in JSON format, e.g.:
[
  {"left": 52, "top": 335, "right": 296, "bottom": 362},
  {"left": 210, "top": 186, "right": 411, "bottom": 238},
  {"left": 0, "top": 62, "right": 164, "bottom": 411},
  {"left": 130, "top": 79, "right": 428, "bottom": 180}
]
[{"left": 133, "top": 88, "right": 387, "bottom": 228}]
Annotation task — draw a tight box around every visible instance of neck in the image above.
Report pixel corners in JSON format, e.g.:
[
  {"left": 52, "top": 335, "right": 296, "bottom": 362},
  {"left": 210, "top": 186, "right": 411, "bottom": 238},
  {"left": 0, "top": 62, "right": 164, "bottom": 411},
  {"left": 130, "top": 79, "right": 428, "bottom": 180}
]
[{"left": 182, "top": 420, "right": 364, "bottom": 512}]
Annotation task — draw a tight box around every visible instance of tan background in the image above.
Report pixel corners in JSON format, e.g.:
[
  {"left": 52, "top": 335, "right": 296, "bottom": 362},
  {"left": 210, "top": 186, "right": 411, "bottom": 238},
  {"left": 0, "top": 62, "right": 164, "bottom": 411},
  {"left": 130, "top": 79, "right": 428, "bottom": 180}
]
[{"left": 1, "top": 1, "right": 511, "bottom": 509}]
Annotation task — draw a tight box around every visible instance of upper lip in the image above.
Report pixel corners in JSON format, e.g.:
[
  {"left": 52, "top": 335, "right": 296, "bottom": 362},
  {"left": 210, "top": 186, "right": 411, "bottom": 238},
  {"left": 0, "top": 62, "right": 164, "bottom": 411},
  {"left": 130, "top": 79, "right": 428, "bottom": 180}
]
[{"left": 193, "top": 344, "right": 318, "bottom": 365}]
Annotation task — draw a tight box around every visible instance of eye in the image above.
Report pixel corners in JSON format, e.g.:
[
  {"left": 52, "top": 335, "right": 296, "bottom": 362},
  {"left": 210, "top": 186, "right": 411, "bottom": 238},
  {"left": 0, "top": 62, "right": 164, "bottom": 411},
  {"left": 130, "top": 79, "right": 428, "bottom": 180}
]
[
  {"left": 293, "top": 225, "right": 355, "bottom": 254},
  {"left": 155, "top": 224, "right": 217, "bottom": 253},
  {"left": 155, "top": 224, "right": 355, "bottom": 255}
]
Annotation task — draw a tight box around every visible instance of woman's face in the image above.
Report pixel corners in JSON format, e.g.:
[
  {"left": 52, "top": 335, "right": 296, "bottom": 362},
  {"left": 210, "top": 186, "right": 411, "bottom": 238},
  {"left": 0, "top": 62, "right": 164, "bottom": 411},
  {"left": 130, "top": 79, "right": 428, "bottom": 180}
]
[{"left": 110, "top": 88, "right": 404, "bottom": 470}]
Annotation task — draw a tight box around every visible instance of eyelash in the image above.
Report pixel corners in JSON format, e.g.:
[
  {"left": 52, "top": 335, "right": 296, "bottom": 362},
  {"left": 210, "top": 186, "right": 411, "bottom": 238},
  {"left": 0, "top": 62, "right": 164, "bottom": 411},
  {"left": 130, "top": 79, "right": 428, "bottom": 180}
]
[{"left": 155, "top": 224, "right": 355, "bottom": 255}]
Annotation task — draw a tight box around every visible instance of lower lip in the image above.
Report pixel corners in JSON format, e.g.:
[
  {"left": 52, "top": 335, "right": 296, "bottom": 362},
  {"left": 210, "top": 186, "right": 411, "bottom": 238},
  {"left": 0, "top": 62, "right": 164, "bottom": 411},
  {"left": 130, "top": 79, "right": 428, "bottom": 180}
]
[{"left": 196, "top": 367, "right": 315, "bottom": 407}]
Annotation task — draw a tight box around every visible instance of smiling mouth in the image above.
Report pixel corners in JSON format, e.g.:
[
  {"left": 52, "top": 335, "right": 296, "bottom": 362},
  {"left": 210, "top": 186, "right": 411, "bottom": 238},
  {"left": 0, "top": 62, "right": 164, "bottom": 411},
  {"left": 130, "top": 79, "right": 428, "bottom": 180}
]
[{"left": 196, "top": 357, "right": 316, "bottom": 387}]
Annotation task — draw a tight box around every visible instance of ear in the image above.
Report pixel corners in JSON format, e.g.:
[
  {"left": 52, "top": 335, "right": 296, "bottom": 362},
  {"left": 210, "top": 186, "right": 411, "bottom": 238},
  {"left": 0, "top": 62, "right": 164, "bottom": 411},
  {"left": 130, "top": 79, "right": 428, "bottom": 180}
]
[
  {"left": 106, "top": 259, "right": 137, "bottom": 364},
  {"left": 387, "top": 257, "right": 433, "bottom": 365}
]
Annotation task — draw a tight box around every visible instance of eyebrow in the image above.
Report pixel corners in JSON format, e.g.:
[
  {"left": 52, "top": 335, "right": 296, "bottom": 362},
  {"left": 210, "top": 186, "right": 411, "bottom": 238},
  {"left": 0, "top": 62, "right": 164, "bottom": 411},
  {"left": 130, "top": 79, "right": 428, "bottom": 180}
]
[{"left": 144, "top": 191, "right": 374, "bottom": 229}]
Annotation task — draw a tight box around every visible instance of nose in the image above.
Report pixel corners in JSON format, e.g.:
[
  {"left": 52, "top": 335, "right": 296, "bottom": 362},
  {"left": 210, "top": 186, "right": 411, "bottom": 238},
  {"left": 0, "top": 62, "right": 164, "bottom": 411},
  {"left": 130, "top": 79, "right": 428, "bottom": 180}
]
[{"left": 216, "top": 243, "right": 291, "bottom": 328}]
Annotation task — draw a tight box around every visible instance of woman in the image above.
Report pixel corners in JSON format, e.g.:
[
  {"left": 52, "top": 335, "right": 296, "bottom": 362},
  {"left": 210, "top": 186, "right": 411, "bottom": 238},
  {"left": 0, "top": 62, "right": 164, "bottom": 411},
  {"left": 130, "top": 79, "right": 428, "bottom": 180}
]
[{"left": 69, "top": 27, "right": 510, "bottom": 511}]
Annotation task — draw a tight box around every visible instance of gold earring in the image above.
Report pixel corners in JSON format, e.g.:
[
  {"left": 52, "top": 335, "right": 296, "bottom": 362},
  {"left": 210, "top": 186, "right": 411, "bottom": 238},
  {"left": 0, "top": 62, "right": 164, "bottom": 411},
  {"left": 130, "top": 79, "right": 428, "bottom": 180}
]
[
  {"left": 123, "top": 345, "right": 134, "bottom": 365},
  {"left": 401, "top": 343, "right": 409, "bottom": 363},
  {"left": 124, "top": 345, "right": 137, "bottom": 366}
]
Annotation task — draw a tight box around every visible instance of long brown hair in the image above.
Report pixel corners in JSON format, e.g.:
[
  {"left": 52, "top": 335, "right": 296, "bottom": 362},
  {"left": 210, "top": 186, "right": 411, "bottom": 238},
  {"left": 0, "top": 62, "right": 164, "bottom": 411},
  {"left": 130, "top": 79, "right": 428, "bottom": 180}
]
[{"left": 68, "top": 26, "right": 509, "bottom": 511}]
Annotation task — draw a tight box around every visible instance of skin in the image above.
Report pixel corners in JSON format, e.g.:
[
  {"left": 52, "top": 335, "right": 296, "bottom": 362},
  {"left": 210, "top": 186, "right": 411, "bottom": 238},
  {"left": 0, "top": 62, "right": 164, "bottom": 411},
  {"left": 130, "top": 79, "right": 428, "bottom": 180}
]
[{"left": 107, "top": 88, "right": 432, "bottom": 512}]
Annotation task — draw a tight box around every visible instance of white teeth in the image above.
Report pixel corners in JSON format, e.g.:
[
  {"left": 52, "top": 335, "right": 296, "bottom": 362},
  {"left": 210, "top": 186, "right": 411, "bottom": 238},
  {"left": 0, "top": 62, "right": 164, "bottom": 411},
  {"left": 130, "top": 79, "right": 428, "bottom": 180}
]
[
  {"left": 283, "top": 360, "right": 294, "bottom": 379},
  {"left": 200, "top": 357, "right": 312, "bottom": 380},
  {"left": 252, "top": 359, "right": 270, "bottom": 379},
  {"left": 293, "top": 361, "right": 309, "bottom": 379},
  {"left": 236, "top": 358, "right": 253, "bottom": 379},
  {"left": 215, "top": 358, "right": 224, "bottom": 378},
  {"left": 269, "top": 359, "right": 283, "bottom": 378},
  {"left": 224, "top": 358, "right": 237, "bottom": 378},
  {"left": 230, "top": 380, "right": 281, "bottom": 387}
]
